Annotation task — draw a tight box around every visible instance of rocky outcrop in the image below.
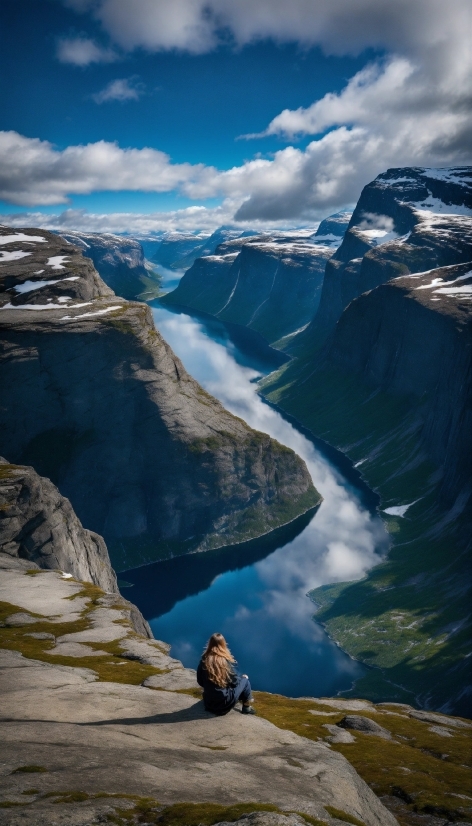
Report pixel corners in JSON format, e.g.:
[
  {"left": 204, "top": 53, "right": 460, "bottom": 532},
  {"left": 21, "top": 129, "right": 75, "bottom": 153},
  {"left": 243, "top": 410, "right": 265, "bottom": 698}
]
[
  {"left": 0, "top": 227, "right": 319, "bottom": 571},
  {"left": 310, "top": 211, "right": 352, "bottom": 247},
  {"left": 58, "top": 230, "right": 162, "bottom": 301},
  {"left": 262, "top": 168, "right": 472, "bottom": 714},
  {"left": 151, "top": 230, "right": 210, "bottom": 269},
  {"left": 310, "top": 167, "right": 472, "bottom": 343},
  {"left": 0, "top": 458, "right": 117, "bottom": 593},
  {"left": 324, "top": 261, "right": 472, "bottom": 509},
  {"left": 152, "top": 227, "right": 256, "bottom": 271},
  {"left": 0, "top": 559, "right": 398, "bottom": 826},
  {"left": 163, "top": 235, "right": 333, "bottom": 345}
]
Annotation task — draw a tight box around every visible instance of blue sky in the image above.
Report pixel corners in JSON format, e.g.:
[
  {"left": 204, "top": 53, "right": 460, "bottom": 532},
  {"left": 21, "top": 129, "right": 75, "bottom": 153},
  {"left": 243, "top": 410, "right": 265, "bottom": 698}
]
[{"left": 1, "top": 0, "right": 471, "bottom": 234}]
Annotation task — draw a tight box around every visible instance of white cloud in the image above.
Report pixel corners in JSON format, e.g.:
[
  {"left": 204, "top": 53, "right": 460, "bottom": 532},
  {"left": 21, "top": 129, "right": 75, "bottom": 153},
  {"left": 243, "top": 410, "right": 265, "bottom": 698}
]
[
  {"left": 62, "top": 0, "right": 471, "bottom": 67},
  {"left": 50, "top": 0, "right": 471, "bottom": 223},
  {"left": 0, "top": 131, "right": 208, "bottom": 206},
  {"left": 92, "top": 77, "right": 144, "bottom": 103},
  {"left": 0, "top": 203, "right": 279, "bottom": 236},
  {"left": 0, "top": 118, "right": 470, "bottom": 222},
  {"left": 56, "top": 36, "right": 117, "bottom": 66}
]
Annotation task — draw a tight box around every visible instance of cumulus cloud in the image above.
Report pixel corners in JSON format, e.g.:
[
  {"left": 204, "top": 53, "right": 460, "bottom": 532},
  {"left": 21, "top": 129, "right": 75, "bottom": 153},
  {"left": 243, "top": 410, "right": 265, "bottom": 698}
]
[
  {"left": 1, "top": 115, "right": 470, "bottom": 221},
  {"left": 0, "top": 204, "right": 244, "bottom": 235},
  {"left": 61, "top": 0, "right": 470, "bottom": 64},
  {"left": 56, "top": 36, "right": 117, "bottom": 65},
  {"left": 91, "top": 77, "right": 145, "bottom": 103},
  {"left": 0, "top": 131, "right": 208, "bottom": 206},
  {"left": 50, "top": 0, "right": 472, "bottom": 223}
]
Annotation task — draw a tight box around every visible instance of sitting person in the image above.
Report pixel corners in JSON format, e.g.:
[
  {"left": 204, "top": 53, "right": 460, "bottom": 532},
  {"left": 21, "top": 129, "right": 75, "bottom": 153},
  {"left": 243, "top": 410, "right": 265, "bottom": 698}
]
[{"left": 197, "top": 632, "right": 255, "bottom": 716}]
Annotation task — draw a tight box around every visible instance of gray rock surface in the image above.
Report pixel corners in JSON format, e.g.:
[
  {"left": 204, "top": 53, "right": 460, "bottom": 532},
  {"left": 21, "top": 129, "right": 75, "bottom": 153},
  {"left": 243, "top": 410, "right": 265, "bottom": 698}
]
[
  {"left": 153, "top": 227, "right": 256, "bottom": 271},
  {"left": 325, "top": 261, "right": 472, "bottom": 509},
  {"left": 0, "top": 457, "right": 118, "bottom": 593},
  {"left": 58, "top": 230, "right": 161, "bottom": 301},
  {"left": 310, "top": 166, "right": 472, "bottom": 342},
  {"left": 408, "top": 709, "right": 472, "bottom": 729},
  {"left": 338, "top": 715, "right": 391, "bottom": 738},
  {"left": 311, "top": 212, "right": 352, "bottom": 247},
  {"left": 262, "top": 167, "right": 472, "bottom": 715},
  {"left": 0, "top": 226, "right": 320, "bottom": 571},
  {"left": 163, "top": 234, "right": 332, "bottom": 345},
  {"left": 323, "top": 724, "right": 356, "bottom": 744},
  {"left": 0, "top": 561, "right": 397, "bottom": 826}
]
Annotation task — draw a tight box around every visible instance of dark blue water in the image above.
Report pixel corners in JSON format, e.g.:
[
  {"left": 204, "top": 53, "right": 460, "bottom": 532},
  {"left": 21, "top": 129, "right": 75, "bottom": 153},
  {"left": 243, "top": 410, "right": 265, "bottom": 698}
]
[{"left": 122, "top": 303, "right": 390, "bottom": 697}]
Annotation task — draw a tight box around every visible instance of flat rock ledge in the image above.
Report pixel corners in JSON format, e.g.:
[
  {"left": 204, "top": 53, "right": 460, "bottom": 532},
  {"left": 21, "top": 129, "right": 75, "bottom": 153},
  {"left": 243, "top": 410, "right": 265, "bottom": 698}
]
[{"left": 0, "top": 556, "right": 396, "bottom": 826}]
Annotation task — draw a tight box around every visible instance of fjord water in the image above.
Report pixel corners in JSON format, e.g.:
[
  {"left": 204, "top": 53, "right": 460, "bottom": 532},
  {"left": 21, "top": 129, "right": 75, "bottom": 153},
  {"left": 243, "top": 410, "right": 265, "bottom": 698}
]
[{"left": 123, "top": 302, "right": 390, "bottom": 697}]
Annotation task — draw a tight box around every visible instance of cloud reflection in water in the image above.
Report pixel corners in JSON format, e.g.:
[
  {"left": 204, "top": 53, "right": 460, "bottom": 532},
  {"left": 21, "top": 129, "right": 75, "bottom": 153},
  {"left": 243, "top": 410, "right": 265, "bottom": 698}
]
[{"left": 148, "top": 306, "right": 389, "bottom": 695}]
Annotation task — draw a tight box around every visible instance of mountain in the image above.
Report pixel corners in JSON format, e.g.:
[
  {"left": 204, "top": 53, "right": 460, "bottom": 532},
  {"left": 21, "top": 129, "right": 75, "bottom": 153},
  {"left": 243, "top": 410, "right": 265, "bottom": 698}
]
[
  {"left": 0, "top": 456, "right": 118, "bottom": 594},
  {"left": 0, "top": 227, "right": 320, "bottom": 572},
  {"left": 1, "top": 554, "right": 404, "bottom": 826},
  {"left": 151, "top": 231, "right": 211, "bottom": 269},
  {"left": 262, "top": 167, "right": 472, "bottom": 715},
  {"left": 58, "top": 230, "right": 162, "bottom": 301},
  {"left": 1, "top": 525, "right": 470, "bottom": 826},
  {"left": 309, "top": 167, "right": 472, "bottom": 345},
  {"left": 172, "top": 226, "right": 259, "bottom": 270},
  {"left": 162, "top": 234, "right": 333, "bottom": 345},
  {"left": 310, "top": 211, "right": 352, "bottom": 247},
  {"left": 151, "top": 227, "right": 259, "bottom": 272}
]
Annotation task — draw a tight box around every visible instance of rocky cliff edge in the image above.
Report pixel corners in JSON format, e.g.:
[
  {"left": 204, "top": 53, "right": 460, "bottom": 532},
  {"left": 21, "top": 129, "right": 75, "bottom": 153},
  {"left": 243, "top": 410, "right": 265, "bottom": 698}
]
[{"left": 0, "top": 227, "right": 320, "bottom": 571}]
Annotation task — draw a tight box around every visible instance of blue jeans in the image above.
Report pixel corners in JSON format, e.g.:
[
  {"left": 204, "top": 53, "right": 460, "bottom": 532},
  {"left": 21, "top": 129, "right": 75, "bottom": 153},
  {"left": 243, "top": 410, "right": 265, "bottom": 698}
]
[{"left": 234, "top": 675, "right": 252, "bottom": 705}]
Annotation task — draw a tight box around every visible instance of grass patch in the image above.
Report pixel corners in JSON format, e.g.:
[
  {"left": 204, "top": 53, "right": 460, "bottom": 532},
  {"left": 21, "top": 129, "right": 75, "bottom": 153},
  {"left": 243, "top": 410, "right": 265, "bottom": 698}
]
[
  {"left": 110, "top": 801, "right": 287, "bottom": 826},
  {"left": 253, "top": 692, "right": 472, "bottom": 826},
  {"left": 0, "top": 599, "right": 164, "bottom": 686},
  {"left": 52, "top": 791, "right": 90, "bottom": 804},
  {"left": 324, "top": 808, "right": 364, "bottom": 826}
]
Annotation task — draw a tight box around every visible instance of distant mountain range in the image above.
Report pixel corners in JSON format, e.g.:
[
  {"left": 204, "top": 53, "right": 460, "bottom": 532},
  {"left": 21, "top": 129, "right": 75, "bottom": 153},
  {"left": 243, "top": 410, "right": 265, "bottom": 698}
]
[
  {"left": 0, "top": 227, "right": 320, "bottom": 571},
  {"left": 262, "top": 166, "right": 472, "bottom": 715}
]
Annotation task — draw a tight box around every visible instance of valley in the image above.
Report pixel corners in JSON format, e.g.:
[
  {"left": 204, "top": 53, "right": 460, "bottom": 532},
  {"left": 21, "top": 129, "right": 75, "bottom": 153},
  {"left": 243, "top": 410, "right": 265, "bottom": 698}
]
[{"left": 1, "top": 164, "right": 471, "bottom": 826}]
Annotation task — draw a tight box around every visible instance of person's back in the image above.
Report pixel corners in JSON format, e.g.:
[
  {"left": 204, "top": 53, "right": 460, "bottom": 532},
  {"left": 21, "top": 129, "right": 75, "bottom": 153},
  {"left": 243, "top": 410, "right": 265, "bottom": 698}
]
[{"left": 197, "top": 632, "right": 255, "bottom": 715}]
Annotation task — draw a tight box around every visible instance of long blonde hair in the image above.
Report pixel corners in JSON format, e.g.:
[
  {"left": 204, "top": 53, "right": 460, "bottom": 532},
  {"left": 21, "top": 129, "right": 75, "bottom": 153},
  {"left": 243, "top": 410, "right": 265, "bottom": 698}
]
[{"left": 202, "top": 633, "right": 236, "bottom": 687}]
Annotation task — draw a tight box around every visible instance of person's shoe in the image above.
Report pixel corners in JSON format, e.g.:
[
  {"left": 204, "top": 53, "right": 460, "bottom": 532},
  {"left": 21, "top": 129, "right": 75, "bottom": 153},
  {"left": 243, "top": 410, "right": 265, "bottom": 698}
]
[{"left": 241, "top": 704, "right": 256, "bottom": 715}]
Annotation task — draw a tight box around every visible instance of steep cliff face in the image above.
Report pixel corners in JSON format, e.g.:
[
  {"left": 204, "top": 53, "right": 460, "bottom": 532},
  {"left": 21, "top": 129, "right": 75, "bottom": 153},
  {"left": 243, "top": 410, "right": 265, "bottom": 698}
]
[
  {"left": 311, "top": 167, "right": 472, "bottom": 343},
  {"left": 171, "top": 226, "right": 258, "bottom": 271},
  {"left": 0, "top": 227, "right": 319, "bottom": 571},
  {"left": 262, "top": 169, "right": 472, "bottom": 714},
  {"left": 151, "top": 231, "right": 209, "bottom": 269},
  {"left": 163, "top": 235, "right": 332, "bottom": 345},
  {"left": 0, "top": 457, "right": 118, "bottom": 593},
  {"left": 59, "top": 230, "right": 161, "bottom": 301},
  {"left": 310, "top": 211, "right": 352, "bottom": 247}
]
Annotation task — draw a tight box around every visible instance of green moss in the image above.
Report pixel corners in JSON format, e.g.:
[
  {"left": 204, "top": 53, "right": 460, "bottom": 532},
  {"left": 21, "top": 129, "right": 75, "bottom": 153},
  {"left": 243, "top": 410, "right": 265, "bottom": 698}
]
[
  {"left": 12, "top": 765, "right": 48, "bottom": 774},
  {"left": 262, "top": 360, "right": 471, "bottom": 711},
  {"left": 292, "top": 814, "right": 326, "bottom": 826},
  {"left": 111, "top": 800, "right": 288, "bottom": 826},
  {"left": 52, "top": 791, "right": 90, "bottom": 804},
  {"left": 0, "top": 599, "right": 163, "bottom": 686},
  {"left": 253, "top": 692, "right": 472, "bottom": 826},
  {"left": 0, "top": 801, "right": 25, "bottom": 808},
  {"left": 324, "top": 808, "right": 364, "bottom": 826},
  {"left": 0, "top": 462, "right": 19, "bottom": 479},
  {"left": 22, "top": 789, "right": 40, "bottom": 795}
]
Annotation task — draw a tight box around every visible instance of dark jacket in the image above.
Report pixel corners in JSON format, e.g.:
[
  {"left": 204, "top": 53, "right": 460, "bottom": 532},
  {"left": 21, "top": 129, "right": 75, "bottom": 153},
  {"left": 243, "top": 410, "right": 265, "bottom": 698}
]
[{"left": 197, "top": 658, "right": 239, "bottom": 715}]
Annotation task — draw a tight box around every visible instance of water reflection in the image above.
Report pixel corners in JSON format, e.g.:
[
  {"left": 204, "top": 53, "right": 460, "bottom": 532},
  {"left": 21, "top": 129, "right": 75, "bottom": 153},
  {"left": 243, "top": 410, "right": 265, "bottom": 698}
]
[
  {"left": 123, "top": 303, "right": 389, "bottom": 697},
  {"left": 151, "top": 304, "right": 389, "bottom": 586}
]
